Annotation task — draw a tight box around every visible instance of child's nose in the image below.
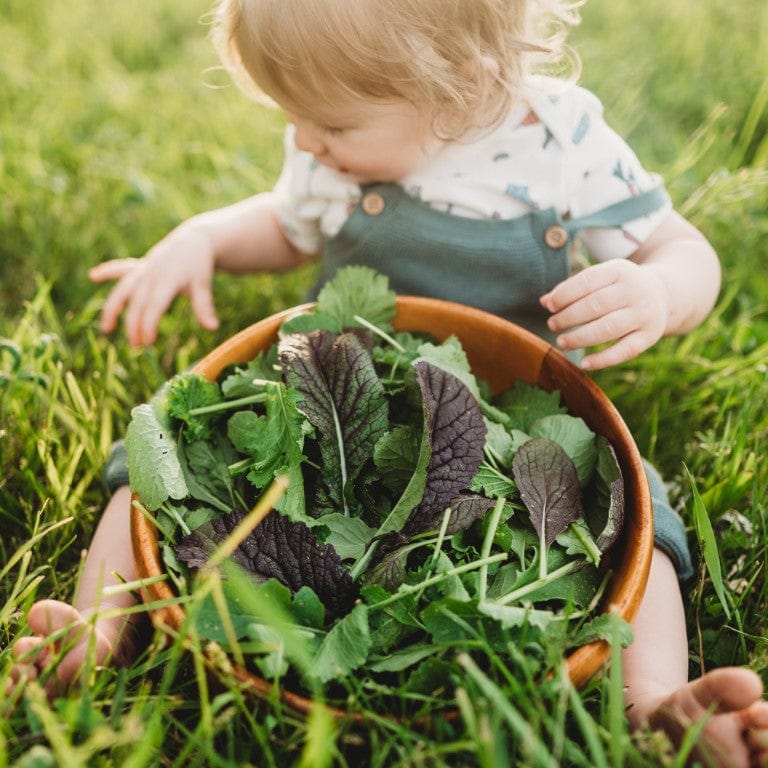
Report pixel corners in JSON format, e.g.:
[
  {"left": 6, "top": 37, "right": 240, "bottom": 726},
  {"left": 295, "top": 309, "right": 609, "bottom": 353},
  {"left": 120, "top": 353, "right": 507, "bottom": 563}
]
[{"left": 293, "top": 122, "right": 326, "bottom": 156}]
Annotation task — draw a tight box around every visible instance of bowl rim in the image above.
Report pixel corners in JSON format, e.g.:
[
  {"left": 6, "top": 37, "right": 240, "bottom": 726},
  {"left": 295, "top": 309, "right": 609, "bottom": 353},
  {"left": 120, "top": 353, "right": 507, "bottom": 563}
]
[{"left": 131, "top": 294, "right": 653, "bottom": 715}]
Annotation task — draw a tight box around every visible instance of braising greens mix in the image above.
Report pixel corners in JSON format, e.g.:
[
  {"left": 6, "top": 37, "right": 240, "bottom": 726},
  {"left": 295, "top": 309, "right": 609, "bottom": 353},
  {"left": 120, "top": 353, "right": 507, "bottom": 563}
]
[{"left": 126, "top": 267, "right": 629, "bottom": 704}]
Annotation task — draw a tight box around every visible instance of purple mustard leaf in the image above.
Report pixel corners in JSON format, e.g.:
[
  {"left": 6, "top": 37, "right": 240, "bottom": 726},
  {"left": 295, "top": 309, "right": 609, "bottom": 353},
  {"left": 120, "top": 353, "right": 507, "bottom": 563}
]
[
  {"left": 511, "top": 438, "right": 583, "bottom": 548},
  {"left": 402, "top": 361, "right": 486, "bottom": 534},
  {"left": 278, "top": 330, "right": 388, "bottom": 515},
  {"left": 175, "top": 508, "right": 357, "bottom": 618}
]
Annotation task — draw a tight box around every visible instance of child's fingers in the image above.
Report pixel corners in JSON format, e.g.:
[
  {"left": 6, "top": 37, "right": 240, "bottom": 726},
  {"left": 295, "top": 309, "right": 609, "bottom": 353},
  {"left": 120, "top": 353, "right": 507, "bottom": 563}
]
[
  {"left": 540, "top": 261, "right": 625, "bottom": 313},
  {"left": 98, "top": 272, "right": 141, "bottom": 335},
  {"left": 124, "top": 274, "right": 200, "bottom": 346},
  {"left": 88, "top": 258, "right": 141, "bottom": 283},
  {"left": 546, "top": 282, "right": 626, "bottom": 334},
  {"left": 189, "top": 279, "right": 219, "bottom": 331},
  {"left": 579, "top": 332, "right": 653, "bottom": 371},
  {"left": 553, "top": 306, "right": 636, "bottom": 352}
]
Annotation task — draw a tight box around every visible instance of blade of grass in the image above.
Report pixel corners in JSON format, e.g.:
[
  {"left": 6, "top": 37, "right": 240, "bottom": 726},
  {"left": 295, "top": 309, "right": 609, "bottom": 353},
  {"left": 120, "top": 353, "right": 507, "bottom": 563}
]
[{"left": 685, "top": 464, "right": 731, "bottom": 620}]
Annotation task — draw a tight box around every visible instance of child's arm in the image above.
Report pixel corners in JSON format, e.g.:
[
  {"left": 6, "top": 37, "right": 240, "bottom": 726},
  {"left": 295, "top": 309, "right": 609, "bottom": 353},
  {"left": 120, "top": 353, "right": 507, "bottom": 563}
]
[
  {"left": 539, "top": 211, "right": 721, "bottom": 370},
  {"left": 90, "top": 192, "right": 313, "bottom": 347}
]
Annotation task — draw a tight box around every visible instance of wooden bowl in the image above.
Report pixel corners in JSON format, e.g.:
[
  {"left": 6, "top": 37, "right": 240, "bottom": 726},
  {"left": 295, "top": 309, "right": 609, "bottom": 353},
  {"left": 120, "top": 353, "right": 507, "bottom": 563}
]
[{"left": 131, "top": 295, "right": 653, "bottom": 711}]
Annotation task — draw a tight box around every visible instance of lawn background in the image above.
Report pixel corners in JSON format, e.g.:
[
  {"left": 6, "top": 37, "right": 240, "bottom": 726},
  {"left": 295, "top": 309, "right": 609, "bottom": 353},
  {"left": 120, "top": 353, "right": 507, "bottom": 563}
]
[{"left": 1, "top": 0, "right": 767, "bottom": 765}]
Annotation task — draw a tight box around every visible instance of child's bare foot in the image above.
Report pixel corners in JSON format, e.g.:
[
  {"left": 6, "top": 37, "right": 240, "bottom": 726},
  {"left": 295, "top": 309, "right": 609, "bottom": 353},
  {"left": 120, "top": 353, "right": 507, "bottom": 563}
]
[
  {"left": 9, "top": 599, "right": 123, "bottom": 697},
  {"left": 634, "top": 667, "right": 768, "bottom": 767}
]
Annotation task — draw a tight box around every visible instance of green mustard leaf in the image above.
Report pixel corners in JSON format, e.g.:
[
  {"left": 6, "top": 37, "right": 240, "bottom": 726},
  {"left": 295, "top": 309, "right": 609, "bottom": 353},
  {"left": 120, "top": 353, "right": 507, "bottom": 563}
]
[
  {"left": 179, "top": 439, "right": 234, "bottom": 513},
  {"left": 373, "top": 425, "right": 421, "bottom": 495},
  {"left": 278, "top": 311, "right": 342, "bottom": 337},
  {"left": 414, "top": 336, "right": 481, "bottom": 399},
  {"left": 568, "top": 612, "right": 634, "bottom": 649},
  {"left": 470, "top": 461, "right": 517, "bottom": 499},
  {"left": 227, "top": 385, "right": 308, "bottom": 515},
  {"left": 220, "top": 354, "right": 281, "bottom": 398},
  {"left": 508, "top": 562, "right": 601, "bottom": 607},
  {"left": 512, "top": 438, "right": 583, "bottom": 548},
  {"left": 555, "top": 518, "right": 602, "bottom": 565},
  {"left": 125, "top": 402, "right": 188, "bottom": 510},
  {"left": 367, "top": 644, "right": 440, "bottom": 673},
  {"left": 494, "top": 380, "right": 566, "bottom": 432},
  {"left": 477, "top": 601, "right": 558, "bottom": 631},
  {"left": 291, "top": 585, "right": 326, "bottom": 630},
  {"left": 312, "top": 512, "right": 376, "bottom": 560},
  {"left": 279, "top": 330, "right": 389, "bottom": 516},
  {"left": 484, "top": 420, "right": 516, "bottom": 468},
  {"left": 166, "top": 373, "right": 223, "bottom": 441},
  {"left": 315, "top": 265, "right": 397, "bottom": 331},
  {"left": 308, "top": 603, "right": 371, "bottom": 683}
]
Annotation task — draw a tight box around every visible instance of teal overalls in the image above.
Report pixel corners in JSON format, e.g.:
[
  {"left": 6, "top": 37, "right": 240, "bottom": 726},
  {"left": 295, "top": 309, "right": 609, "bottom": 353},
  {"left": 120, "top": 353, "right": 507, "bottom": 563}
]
[{"left": 310, "top": 181, "right": 694, "bottom": 580}]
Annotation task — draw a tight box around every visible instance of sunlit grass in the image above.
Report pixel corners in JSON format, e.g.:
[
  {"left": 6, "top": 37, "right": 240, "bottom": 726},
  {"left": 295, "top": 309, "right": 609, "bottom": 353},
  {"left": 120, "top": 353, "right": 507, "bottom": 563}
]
[{"left": 1, "top": 0, "right": 767, "bottom": 764}]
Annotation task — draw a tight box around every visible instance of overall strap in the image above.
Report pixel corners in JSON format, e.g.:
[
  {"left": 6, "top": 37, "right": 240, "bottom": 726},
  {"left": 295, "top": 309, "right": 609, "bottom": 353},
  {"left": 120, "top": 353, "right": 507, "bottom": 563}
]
[{"left": 563, "top": 182, "right": 670, "bottom": 236}]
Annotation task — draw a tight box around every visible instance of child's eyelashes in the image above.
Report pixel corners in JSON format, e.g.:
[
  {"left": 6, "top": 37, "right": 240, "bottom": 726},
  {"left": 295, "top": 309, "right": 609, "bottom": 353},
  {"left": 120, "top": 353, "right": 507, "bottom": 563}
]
[{"left": 322, "top": 125, "right": 346, "bottom": 136}]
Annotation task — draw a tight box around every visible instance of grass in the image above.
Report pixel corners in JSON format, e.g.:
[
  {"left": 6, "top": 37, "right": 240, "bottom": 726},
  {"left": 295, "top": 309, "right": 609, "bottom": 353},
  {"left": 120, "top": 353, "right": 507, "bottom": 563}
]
[{"left": 1, "top": 0, "right": 767, "bottom": 764}]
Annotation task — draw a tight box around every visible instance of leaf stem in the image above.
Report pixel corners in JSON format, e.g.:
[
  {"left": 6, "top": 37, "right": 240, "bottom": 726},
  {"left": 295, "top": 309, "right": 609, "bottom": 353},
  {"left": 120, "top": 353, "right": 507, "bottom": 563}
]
[
  {"left": 370, "top": 552, "right": 507, "bottom": 611},
  {"left": 348, "top": 540, "right": 379, "bottom": 581},
  {"left": 352, "top": 314, "right": 405, "bottom": 352},
  {"left": 429, "top": 506, "right": 453, "bottom": 569},
  {"left": 188, "top": 392, "right": 269, "bottom": 416},
  {"left": 478, "top": 496, "right": 506, "bottom": 603},
  {"left": 494, "top": 559, "right": 583, "bottom": 606}
]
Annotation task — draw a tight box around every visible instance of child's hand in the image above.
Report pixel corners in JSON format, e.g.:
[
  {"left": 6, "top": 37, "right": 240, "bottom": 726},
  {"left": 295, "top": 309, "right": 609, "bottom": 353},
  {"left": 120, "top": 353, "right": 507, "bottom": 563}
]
[
  {"left": 89, "top": 222, "right": 219, "bottom": 347},
  {"left": 539, "top": 259, "right": 669, "bottom": 371}
]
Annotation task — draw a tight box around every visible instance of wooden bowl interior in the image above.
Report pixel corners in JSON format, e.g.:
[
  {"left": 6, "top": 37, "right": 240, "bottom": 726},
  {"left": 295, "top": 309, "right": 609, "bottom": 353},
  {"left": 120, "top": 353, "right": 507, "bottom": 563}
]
[{"left": 131, "top": 295, "right": 653, "bottom": 699}]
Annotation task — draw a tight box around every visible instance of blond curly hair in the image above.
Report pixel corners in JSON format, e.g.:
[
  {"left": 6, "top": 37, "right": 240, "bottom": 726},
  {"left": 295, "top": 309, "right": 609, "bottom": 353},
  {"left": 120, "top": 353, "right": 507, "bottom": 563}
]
[{"left": 212, "top": 0, "right": 582, "bottom": 139}]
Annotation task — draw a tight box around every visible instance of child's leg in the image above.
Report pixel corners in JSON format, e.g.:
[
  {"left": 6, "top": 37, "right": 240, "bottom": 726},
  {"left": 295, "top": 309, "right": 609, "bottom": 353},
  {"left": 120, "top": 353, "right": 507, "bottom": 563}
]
[
  {"left": 11, "top": 485, "right": 142, "bottom": 694},
  {"left": 623, "top": 548, "right": 768, "bottom": 767}
]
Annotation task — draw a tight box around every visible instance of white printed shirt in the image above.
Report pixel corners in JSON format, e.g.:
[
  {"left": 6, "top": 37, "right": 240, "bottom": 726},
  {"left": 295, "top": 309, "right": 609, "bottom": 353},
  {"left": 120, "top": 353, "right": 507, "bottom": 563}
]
[{"left": 273, "top": 76, "right": 670, "bottom": 263}]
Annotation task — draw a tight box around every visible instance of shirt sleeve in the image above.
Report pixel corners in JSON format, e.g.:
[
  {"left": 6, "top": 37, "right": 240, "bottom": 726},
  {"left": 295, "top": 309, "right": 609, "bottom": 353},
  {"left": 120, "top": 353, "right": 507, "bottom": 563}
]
[{"left": 561, "top": 87, "right": 672, "bottom": 261}]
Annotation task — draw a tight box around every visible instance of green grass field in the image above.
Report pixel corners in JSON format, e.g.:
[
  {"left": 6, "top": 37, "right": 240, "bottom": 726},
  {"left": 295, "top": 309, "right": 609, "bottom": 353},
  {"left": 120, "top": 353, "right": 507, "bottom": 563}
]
[{"left": 1, "top": 0, "right": 767, "bottom": 764}]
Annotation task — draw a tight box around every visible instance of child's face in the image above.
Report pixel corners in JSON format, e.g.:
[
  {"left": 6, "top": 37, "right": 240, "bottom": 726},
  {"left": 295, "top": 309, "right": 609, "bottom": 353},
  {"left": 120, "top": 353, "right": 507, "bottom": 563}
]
[{"left": 286, "top": 97, "right": 442, "bottom": 183}]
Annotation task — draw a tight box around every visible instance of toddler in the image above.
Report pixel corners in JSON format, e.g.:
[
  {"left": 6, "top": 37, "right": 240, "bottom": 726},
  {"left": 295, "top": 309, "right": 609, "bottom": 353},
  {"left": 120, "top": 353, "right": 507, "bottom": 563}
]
[{"left": 13, "top": 0, "right": 768, "bottom": 764}]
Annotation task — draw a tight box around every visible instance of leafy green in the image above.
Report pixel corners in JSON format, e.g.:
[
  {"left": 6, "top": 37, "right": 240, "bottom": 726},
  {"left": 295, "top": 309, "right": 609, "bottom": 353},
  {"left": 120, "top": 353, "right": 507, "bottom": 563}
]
[
  {"left": 530, "top": 415, "right": 597, "bottom": 487},
  {"left": 226, "top": 384, "right": 308, "bottom": 518},
  {"left": 512, "top": 438, "right": 583, "bottom": 549},
  {"left": 315, "top": 265, "right": 396, "bottom": 331},
  {"left": 585, "top": 436, "right": 625, "bottom": 552},
  {"left": 125, "top": 401, "right": 188, "bottom": 510},
  {"left": 495, "top": 380, "right": 567, "bottom": 432},
  {"left": 175, "top": 508, "right": 357, "bottom": 618},
  {"left": 126, "top": 266, "right": 629, "bottom": 707},
  {"left": 166, "top": 373, "right": 223, "bottom": 441},
  {"left": 401, "top": 361, "right": 486, "bottom": 534},
  {"left": 279, "top": 330, "right": 389, "bottom": 517}
]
